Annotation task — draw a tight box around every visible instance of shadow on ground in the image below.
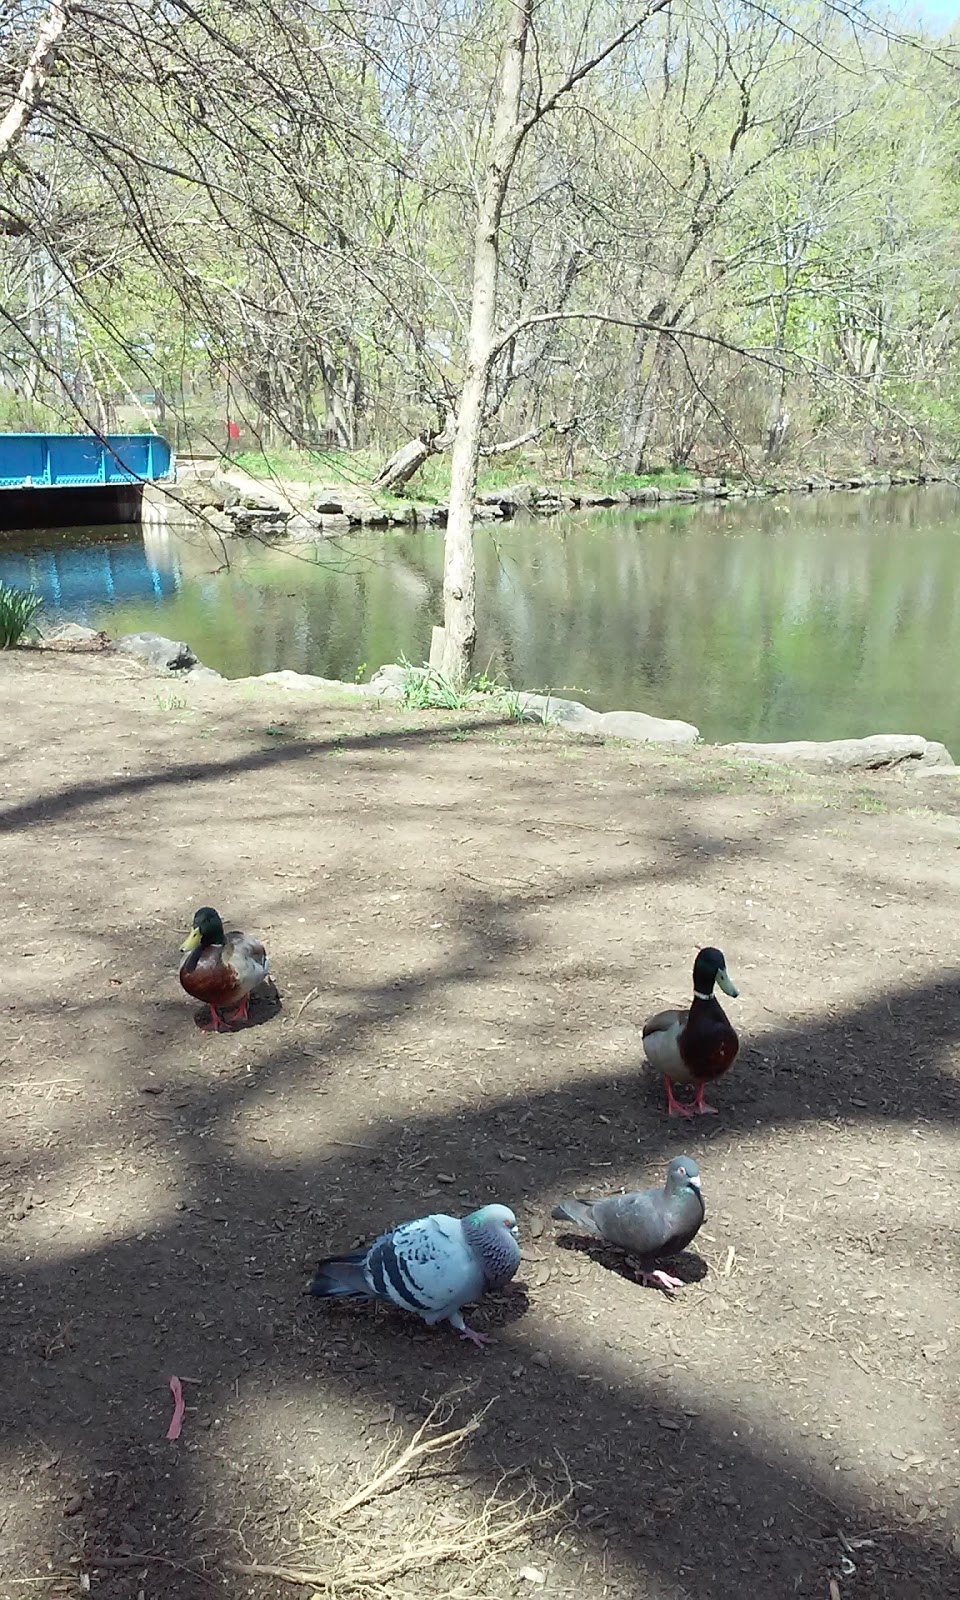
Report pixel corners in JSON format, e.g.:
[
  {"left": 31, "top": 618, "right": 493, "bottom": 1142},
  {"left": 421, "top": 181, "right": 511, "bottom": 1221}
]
[{"left": 2, "top": 663, "right": 959, "bottom": 1599}]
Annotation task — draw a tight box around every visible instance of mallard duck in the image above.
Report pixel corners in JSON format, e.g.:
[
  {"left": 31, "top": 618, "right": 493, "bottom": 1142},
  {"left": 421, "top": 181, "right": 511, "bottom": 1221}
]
[
  {"left": 179, "top": 906, "right": 269, "bottom": 1032},
  {"left": 642, "top": 947, "right": 739, "bottom": 1117}
]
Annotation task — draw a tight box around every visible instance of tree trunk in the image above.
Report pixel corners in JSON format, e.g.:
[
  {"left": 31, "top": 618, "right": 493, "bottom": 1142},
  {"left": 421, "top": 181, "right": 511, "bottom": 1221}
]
[
  {"left": 373, "top": 437, "right": 434, "bottom": 492},
  {"left": 631, "top": 336, "right": 665, "bottom": 470},
  {"left": 373, "top": 412, "right": 456, "bottom": 493},
  {"left": 764, "top": 300, "right": 790, "bottom": 462},
  {"left": 764, "top": 385, "right": 790, "bottom": 462},
  {"left": 320, "top": 348, "right": 355, "bottom": 449},
  {"left": 343, "top": 351, "right": 361, "bottom": 448},
  {"left": 0, "top": 0, "right": 69, "bottom": 162},
  {"left": 618, "top": 316, "right": 666, "bottom": 474},
  {"left": 437, "top": 0, "right": 531, "bottom": 687}
]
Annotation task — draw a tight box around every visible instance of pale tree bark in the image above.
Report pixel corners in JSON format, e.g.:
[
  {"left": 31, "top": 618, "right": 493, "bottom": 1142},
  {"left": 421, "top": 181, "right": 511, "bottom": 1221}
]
[
  {"left": 436, "top": 0, "right": 672, "bottom": 687},
  {"left": 436, "top": 0, "right": 531, "bottom": 685},
  {"left": 0, "top": 0, "right": 70, "bottom": 161},
  {"left": 618, "top": 303, "right": 667, "bottom": 472}
]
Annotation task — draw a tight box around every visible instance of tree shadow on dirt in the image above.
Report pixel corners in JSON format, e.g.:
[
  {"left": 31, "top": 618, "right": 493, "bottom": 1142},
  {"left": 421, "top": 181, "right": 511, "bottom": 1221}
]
[
  {"left": 3, "top": 950, "right": 960, "bottom": 1599},
  {"left": 0, "top": 715, "right": 511, "bottom": 836},
  {"left": 3, "top": 709, "right": 960, "bottom": 1597}
]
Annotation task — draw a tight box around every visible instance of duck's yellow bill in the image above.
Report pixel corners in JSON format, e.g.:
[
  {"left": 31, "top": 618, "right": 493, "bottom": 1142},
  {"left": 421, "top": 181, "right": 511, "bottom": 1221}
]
[
  {"left": 180, "top": 927, "right": 202, "bottom": 954},
  {"left": 717, "top": 967, "right": 739, "bottom": 998}
]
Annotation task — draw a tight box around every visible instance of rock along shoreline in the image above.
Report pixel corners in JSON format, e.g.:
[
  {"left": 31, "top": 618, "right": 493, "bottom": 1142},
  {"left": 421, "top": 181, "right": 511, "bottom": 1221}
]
[
  {"left": 144, "top": 464, "right": 959, "bottom": 540},
  {"left": 39, "top": 623, "right": 959, "bottom": 778}
]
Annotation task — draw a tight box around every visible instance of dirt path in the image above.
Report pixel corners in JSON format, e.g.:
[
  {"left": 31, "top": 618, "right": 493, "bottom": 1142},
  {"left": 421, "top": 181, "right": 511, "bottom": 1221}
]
[{"left": 2, "top": 649, "right": 959, "bottom": 1600}]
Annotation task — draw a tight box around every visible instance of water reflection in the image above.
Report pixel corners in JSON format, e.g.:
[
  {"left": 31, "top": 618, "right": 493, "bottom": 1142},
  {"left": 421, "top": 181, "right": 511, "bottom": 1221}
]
[
  {"left": 2, "top": 487, "right": 959, "bottom": 748},
  {"left": 0, "top": 524, "right": 180, "bottom": 615}
]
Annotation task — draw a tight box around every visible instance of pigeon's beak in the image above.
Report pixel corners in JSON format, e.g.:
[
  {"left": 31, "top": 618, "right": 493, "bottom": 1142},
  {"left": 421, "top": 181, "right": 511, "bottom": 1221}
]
[{"left": 687, "top": 1175, "right": 702, "bottom": 1191}]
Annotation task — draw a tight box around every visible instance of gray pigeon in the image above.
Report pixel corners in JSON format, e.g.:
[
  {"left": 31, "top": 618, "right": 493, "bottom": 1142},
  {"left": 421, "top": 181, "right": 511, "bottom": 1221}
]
[
  {"left": 551, "top": 1156, "right": 704, "bottom": 1290},
  {"left": 307, "top": 1203, "right": 521, "bottom": 1349}
]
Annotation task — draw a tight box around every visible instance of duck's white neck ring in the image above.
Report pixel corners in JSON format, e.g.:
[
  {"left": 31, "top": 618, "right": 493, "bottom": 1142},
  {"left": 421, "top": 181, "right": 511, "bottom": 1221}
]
[{"left": 693, "top": 989, "right": 713, "bottom": 1001}]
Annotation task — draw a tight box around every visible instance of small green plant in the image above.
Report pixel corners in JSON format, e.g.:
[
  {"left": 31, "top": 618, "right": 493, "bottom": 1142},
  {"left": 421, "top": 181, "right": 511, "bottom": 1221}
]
[
  {"left": 502, "top": 690, "right": 539, "bottom": 724},
  {"left": 0, "top": 582, "right": 43, "bottom": 648},
  {"left": 852, "top": 791, "right": 889, "bottom": 814},
  {"left": 397, "top": 654, "right": 530, "bottom": 714},
  {"left": 398, "top": 657, "right": 470, "bottom": 710},
  {"left": 354, "top": 660, "right": 368, "bottom": 683},
  {"left": 155, "top": 692, "right": 187, "bottom": 711}
]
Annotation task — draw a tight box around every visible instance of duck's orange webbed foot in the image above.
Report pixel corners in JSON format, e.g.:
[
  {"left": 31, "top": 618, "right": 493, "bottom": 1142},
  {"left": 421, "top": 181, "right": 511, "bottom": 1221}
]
[
  {"left": 691, "top": 1084, "right": 719, "bottom": 1116},
  {"left": 665, "top": 1077, "right": 695, "bottom": 1118}
]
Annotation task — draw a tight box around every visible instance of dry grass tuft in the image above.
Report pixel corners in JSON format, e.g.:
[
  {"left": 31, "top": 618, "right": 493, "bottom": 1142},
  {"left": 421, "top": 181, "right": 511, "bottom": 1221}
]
[{"left": 89, "top": 1400, "right": 568, "bottom": 1596}]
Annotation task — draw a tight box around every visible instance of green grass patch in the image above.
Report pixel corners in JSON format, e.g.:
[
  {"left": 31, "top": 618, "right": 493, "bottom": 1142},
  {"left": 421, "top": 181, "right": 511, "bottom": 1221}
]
[
  {"left": 230, "top": 447, "right": 383, "bottom": 486},
  {"left": 226, "top": 445, "right": 698, "bottom": 502}
]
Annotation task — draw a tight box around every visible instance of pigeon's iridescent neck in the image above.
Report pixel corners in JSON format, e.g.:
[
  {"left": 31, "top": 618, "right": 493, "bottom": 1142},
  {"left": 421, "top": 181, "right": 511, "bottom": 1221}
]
[{"left": 464, "top": 1216, "right": 520, "bottom": 1286}]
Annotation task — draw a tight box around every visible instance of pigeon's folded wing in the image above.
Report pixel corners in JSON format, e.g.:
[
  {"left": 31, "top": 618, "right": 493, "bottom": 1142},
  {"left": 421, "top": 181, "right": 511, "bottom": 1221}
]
[{"left": 367, "top": 1216, "right": 481, "bottom": 1319}]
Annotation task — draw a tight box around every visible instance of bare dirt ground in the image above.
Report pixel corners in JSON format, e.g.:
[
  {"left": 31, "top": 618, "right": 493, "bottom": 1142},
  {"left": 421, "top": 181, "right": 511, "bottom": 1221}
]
[{"left": 2, "top": 648, "right": 960, "bottom": 1600}]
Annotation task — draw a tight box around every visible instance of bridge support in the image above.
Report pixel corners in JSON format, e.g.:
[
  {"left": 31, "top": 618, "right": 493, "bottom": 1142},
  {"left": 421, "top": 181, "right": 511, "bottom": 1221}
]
[{"left": 0, "top": 483, "right": 144, "bottom": 531}]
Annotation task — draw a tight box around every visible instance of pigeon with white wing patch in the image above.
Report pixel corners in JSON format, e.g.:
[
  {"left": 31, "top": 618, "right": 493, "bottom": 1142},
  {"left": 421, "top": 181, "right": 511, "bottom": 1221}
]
[
  {"left": 307, "top": 1204, "right": 521, "bottom": 1349},
  {"left": 551, "top": 1156, "right": 704, "bottom": 1291}
]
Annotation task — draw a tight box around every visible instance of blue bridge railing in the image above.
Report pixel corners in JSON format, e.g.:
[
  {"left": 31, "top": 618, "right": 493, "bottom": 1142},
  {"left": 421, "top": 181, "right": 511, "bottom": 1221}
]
[{"left": 0, "top": 433, "right": 175, "bottom": 489}]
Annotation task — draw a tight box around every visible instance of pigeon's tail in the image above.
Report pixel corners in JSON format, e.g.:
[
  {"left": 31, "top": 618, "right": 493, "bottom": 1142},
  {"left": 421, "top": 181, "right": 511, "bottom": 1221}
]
[
  {"left": 551, "top": 1198, "right": 602, "bottom": 1236},
  {"left": 308, "top": 1251, "right": 370, "bottom": 1299}
]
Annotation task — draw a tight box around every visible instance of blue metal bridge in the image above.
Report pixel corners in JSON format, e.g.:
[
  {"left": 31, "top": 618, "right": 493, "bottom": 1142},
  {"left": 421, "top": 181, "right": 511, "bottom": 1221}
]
[
  {"left": 0, "top": 432, "right": 175, "bottom": 529},
  {"left": 0, "top": 432, "right": 174, "bottom": 489}
]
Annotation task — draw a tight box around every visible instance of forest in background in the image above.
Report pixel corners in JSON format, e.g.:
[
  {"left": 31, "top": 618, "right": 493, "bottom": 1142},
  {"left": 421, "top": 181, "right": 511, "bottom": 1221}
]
[{"left": 2, "top": 0, "right": 959, "bottom": 489}]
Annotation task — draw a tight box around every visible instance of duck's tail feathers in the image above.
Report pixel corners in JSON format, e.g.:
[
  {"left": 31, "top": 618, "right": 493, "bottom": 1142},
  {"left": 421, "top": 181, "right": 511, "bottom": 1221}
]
[
  {"left": 551, "top": 1199, "right": 602, "bottom": 1235},
  {"left": 308, "top": 1251, "right": 369, "bottom": 1298}
]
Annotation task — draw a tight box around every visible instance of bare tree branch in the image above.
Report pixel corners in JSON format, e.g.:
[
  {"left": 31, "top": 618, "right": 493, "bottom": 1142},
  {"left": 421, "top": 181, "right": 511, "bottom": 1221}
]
[{"left": 523, "top": 0, "right": 674, "bottom": 135}]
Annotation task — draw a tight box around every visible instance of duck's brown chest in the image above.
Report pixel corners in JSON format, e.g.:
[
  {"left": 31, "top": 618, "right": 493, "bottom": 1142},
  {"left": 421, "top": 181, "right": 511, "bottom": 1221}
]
[
  {"left": 679, "top": 999, "right": 739, "bottom": 1084},
  {"left": 180, "top": 951, "right": 243, "bottom": 1008}
]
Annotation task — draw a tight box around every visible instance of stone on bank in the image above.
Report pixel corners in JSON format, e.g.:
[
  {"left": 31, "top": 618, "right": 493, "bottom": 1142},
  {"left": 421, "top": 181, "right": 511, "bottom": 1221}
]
[
  {"left": 32, "top": 629, "right": 955, "bottom": 769},
  {"left": 514, "top": 692, "right": 699, "bottom": 744},
  {"left": 723, "top": 734, "right": 955, "bottom": 771}
]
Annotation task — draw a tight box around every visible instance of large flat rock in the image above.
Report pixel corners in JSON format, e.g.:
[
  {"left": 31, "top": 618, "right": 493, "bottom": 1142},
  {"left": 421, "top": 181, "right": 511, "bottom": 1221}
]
[
  {"left": 724, "top": 734, "right": 954, "bottom": 771},
  {"left": 245, "top": 670, "right": 366, "bottom": 695},
  {"left": 515, "top": 692, "right": 699, "bottom": 743},
  {"left": 595, "top": 709, "right": 699, "bottom": 744}
]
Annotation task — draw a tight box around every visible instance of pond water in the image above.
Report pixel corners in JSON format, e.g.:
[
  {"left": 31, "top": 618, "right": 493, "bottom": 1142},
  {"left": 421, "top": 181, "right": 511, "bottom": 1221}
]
[{"left": 3, "top": 485, "right": 960, "bottom": 749}]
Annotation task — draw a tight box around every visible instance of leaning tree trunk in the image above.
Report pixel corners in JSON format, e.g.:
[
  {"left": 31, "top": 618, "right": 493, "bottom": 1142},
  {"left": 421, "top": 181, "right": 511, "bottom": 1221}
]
[
  {"left": 372, "top": 413, "right": 456, "bottom": 493},
  {"left": 435, "top": 0, "right": 531, "bottom": 687}
]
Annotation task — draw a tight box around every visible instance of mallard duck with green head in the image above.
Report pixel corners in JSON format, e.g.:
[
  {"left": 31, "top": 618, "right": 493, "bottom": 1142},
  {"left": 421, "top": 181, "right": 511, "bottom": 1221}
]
[
  {"left": 642, "top": 947, "right": 739, "bottom": 1117},
  {"left": 179, "top": 907, "right": 269, "bottom": 1032}
]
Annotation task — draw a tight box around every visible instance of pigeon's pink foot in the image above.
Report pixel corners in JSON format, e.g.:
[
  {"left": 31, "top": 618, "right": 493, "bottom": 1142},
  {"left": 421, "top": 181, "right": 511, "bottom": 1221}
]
[
  {"left": 198, "top": 1004, "right": 226, "bottom": 1032},
  {"left": 459, "top": 1325, "right": 494, "bottom": 1350},
  {"left": 665, "top": 1078, "right": 695, "bottom": 1118},
  {"left": 691, "top": 1086, "right": 719, "bottom": 1116},
  {"left": 640, "top": 1268, "right": 684, "bottom": 1292}
]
